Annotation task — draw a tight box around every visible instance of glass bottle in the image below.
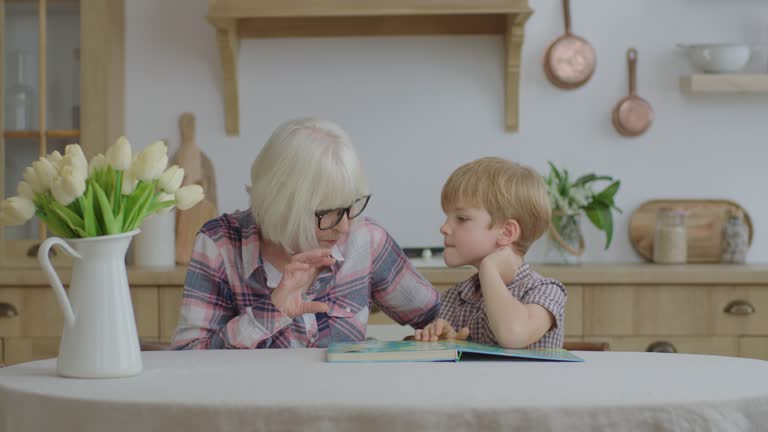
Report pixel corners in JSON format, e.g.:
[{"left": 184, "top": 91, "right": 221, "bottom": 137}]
[
  {"left": 5, "top": 50, "right": 37, "bottom": 130},
  {"left": 72, "top": 48, "right": 80, "bottom": 129},
  {"left": 653, "top": 208, "right": 688, "bottom": 264}
]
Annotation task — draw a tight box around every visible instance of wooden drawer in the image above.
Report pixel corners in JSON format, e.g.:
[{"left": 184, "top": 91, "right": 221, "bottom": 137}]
[
  {"left": 565, "top": 285, "right": 582, "bottom": 337},
  {"left": 4, "top": 337, "right": 59, "bottom": 365},
  {"left": 583, "top": 336, "right": 739, "bottom": 357},
  {"left": 584, "top": 285, "right": 713, "bottom": 336},
  {"left": 712, "top": 286, "right": 768, "bottom": 335},
  {"left": 0, "top": 287, "right": 159, "bottom": 338},
  {"left": 0, "top": 287, "right": 66, "bottom": 337},
  {"left": 739, "top": 337, "right": 768, "bottom": 361}
]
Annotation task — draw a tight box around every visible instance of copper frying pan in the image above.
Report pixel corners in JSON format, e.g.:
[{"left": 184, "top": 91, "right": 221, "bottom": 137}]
[
  {"left": 544, "top": 0, "right": 596, "bottom": 89},
  {"left": 612, "top": 48, "right": 654, "bottom": 137}
]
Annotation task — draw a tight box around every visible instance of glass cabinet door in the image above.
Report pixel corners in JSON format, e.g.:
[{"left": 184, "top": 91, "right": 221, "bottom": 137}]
[{"left": 2, "top": 0, "right": 80, "bottom": 263}]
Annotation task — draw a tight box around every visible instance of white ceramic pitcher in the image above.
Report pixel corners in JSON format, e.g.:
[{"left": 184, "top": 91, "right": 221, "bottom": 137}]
[{"left": 38, "top": 230, "right": 143, "bottom": 378}]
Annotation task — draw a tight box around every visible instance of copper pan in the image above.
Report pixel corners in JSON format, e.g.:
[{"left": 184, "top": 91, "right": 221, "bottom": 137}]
[
  {"left": 544, "top": 0, "right": 596, "bottom": 89},
  {"left": 612, "top": 48, "right": 653, "bottom": 137}
]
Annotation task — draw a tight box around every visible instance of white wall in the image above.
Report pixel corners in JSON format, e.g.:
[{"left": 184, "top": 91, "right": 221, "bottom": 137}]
[{"left": 126, "top": 0, "right": 768, "bottom": 263}]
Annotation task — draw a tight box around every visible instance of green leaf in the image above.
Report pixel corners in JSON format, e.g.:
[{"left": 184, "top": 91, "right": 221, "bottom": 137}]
[
  {"left": 547, "top": 161, "right": 562, "bottom": 184},
  {"left": 37, "top": 210, "right": 75, "bottom": 238},
  {"left": 127, "top": 188, "right": 158, "bottom": 231},
  {"left": 113, "top": 170, "right": 123, "bottom": 216},
  {"left": 595, "top": 180, "right": 620, "bottom": 202},
  {"left": 585, "top": 204, "right": 615, "bottom": 249},
  {"left": 93, "top": 182, "right": 119, "bottom": 235},
  {"left": 123, "top": 181, "right": 155, "bottom": 231},
  {"left": 147, "top": 199, "right": 175, "bottom": 215},
  {"left": 49, "top": 201, "right": 85, "bottom": 230},
  {"left": 83, "top": 186, "right": 97, "bottom": 237},
  {"left": 575, "top": 174, "right": 614, "bottom": 187}
]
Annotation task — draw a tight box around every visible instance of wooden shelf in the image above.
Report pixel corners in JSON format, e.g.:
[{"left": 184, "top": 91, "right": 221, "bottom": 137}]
[
  {"left": 207, "top": 0, "right": 533, "bottom": 136},
  {"left": 681, "top": 74, "right": 768, "bottom": 94},
  {"left": 3, "top": 129, "right": 80, "bottom": 139}
]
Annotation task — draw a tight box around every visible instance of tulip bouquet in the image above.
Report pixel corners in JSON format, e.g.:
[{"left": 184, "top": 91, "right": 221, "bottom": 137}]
[{"left": 0, "top": 137, "right": 204, "bottom": 238}]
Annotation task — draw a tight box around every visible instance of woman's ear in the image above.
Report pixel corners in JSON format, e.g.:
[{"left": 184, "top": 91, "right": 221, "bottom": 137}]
[{"left": 497, "top": 219, "right": 521, "bottom": 246}]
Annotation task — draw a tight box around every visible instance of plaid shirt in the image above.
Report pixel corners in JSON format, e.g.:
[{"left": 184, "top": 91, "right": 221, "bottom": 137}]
[
  {"left": 171, "top": 210, "right": 439, "bottom": 350},
  {"left": 438, "top": 264, "right": 566, "bottom": 349}
]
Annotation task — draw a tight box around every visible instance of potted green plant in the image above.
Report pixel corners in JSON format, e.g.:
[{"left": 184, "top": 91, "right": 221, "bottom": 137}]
[{"left": 543, "top": 161, "right": 621, "bottom": 263}]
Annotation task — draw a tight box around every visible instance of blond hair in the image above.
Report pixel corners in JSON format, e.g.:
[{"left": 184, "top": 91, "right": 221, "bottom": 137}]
[
  {"left": 441, "top": 157, "right": 551, "bottom": 255},
  {"left": 249, "top": 118, "right": 369, "bottom": 253}
]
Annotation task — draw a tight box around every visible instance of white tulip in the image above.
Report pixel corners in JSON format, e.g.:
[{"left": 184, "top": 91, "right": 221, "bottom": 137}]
[
  {"left": 32, "top": 157, "right": 58, "bottom": 191},
  {"left": 175, "top": 185, "right": 204, "bottom": 210},
  {"left": 46, "top": 150, "right": 64, "bottom": 171},
  {"left": 89, "top": 154, "right": 107, "bottom": 176},
  {"left": 122, "top": 171, "right": 138, "bottom": 195},
  {"left": 0, "top": 196, "right": 36, "bottom": 226},
  {"left": 131, "top": 140, "right": 168, "bottom": 181},
  {"left": 106, "top": 136, "right": 132, "bottom": 171},
  {"left": 51, "top": 165, "right": 86, "bottom": 206},
  {"left": 158, "top": 165, "right": 184, "bottom": 194},
  {"left": 23, "top": 166, "right": 46, "bottom": 194},
  {"left": 63, "top": 144, "right": 89, "bottom": 179},
  {"left": 156, "top": 192, "right": 176, "bottom": 214},
  {"left": 17, "top": 181, "right": 35, "bottom": 201}
]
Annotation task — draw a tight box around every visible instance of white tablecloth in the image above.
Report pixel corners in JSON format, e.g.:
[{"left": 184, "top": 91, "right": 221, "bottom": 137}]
[{"left": 1, "top": 350, "right": 767, "bottom": 432}]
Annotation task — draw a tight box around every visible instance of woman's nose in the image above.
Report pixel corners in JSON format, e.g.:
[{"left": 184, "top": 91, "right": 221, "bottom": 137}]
[{"left": 334, "top": 213, "right": 351, "bottom": 233}]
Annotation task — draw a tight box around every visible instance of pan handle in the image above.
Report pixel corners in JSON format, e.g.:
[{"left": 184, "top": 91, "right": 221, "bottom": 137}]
[
  {"left": 562, "top": 0, "right": 572, "bottom": 34},
  {"left": 627, "top": 48, "right": 638, "bottom": 96}
]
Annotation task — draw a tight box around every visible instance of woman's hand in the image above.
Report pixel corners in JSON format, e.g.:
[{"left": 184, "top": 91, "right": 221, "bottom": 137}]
[
  {"left": 413, "top": 318, "right": 469, "bottom": 342},
  {"left": 271, "top": 249, "right": 336, "bottom": 318}
]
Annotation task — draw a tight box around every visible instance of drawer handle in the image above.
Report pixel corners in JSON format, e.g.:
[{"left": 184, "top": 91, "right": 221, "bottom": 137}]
[
  {"left": 724, "top": 300, "right": 755, "bottom": 316},
  {"left": 0, "top": 303, "right": 19, "bottom": 318},
  {"left": 647, "top": 341, "right": 677, "bottom": 353}
]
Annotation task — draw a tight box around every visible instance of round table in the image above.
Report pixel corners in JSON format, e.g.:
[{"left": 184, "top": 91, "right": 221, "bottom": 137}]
[{"left": 1, "top": 350, "right": 767, "bottom": 431}]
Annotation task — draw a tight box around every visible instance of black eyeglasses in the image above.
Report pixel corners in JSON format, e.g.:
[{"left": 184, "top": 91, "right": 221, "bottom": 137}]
[{"left": 315, "top": 195, "right": 371, "bottom": 230}]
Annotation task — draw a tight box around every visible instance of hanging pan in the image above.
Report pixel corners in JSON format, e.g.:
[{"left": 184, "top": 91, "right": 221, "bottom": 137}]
[
  {"left": 544, "top": 0, "right": 596, "bottom": 89},
  {"left": 612, "top": 48, "right": 654, "bottom": 137}
]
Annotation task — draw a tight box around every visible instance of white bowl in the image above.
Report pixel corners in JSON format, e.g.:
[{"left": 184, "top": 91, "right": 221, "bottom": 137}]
[{"left": 679, "top": 43, "right": 752, "bottom": 73}]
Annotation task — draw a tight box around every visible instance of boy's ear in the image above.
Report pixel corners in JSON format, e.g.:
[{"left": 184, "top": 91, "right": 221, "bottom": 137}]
[{"left": 497, "top": 218, "right": 521, "bottom": 246}]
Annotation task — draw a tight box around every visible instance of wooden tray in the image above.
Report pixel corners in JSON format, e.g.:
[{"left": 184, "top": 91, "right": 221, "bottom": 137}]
[{"left": 629, "top": 199, "right": 753, "bottom": 263}]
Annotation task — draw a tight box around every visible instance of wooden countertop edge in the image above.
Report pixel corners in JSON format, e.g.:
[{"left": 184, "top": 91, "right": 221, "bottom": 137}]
[{"left": 2, "top": 264, "right": 768, "bottom": 286}]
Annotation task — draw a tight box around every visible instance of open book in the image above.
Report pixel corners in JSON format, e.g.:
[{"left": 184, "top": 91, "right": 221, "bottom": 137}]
[{"left": 327, "top": 339, "right": 584, "bottom": 363}]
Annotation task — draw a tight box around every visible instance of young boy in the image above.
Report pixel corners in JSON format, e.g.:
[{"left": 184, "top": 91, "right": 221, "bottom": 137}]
[{"left": 414, "top": 157, "right": 567, "bottom": 349}]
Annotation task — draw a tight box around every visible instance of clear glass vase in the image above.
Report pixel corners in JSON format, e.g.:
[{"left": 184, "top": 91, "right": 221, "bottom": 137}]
[{"left": 543, "top": 213, "right": 584, "bottom": 265}]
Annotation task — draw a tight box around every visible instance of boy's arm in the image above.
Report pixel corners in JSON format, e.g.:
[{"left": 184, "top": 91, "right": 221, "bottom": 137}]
[{"left": 478, "top": 264, "right": 555, "bottom": 349}]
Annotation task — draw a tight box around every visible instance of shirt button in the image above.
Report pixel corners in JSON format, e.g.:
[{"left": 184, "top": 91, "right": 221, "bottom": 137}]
[{"left": 345, "top": 307, "right": 351, "bottom": 313}]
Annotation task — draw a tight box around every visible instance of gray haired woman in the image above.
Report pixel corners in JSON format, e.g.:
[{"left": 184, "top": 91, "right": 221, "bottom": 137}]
[{"left": 172, "top": 118, "right": 439, "bottom": 349}]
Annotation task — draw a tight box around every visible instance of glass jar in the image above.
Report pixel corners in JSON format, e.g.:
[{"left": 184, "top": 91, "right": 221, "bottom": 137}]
[
  {"left": 653, "top": 208, "right": 688, "bottom": 264},
  {"left": 721, "top": 209, "right": 749, "bottom": 264}
]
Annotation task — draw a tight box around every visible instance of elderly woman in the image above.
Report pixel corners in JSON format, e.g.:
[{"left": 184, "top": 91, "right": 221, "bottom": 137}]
[{"left": 172, "top": 118, "right": 439, "bottom": 349}]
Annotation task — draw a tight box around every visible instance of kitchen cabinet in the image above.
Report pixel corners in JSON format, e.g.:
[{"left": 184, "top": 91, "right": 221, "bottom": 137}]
[
  {"left": 3, "top": 264, "right": 768, "bottom": 365},
  {"left": 0, "top": 0, "right": 125, "bottom": 266}
]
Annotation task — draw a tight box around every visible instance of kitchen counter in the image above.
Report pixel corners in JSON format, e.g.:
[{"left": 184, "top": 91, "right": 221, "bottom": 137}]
[{"left": 3, "top": 263, "right": 768, "bottom": 286}]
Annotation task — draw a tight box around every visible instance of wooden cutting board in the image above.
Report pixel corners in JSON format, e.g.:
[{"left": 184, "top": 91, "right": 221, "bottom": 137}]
[
  {"left": 172, "top": 113, "right": 219, "bottom": 264},
  {"left": 629, "top": 199, "right": 753, "bottom": 263}
]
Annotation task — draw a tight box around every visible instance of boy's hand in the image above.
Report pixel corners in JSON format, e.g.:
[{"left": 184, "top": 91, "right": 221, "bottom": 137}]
[
  {"left": 479, "top": 246, "right": 523, "bottom": 282},
  {"left": 414, "top": 319, "right": 470, "bottom": 342}
]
